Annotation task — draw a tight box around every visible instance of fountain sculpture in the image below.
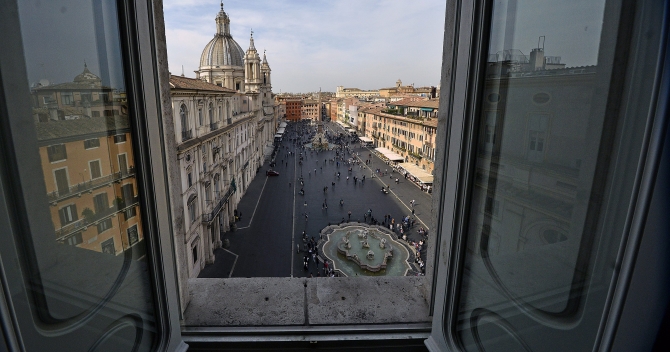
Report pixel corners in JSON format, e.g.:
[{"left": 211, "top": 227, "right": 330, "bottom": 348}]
[{"left": 322, "top": 224, "right": 412, "bottom": 277}]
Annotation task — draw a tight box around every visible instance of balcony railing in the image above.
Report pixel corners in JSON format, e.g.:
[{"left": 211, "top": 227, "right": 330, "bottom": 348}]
[
  {"left": 210, "top": 122, "right": 219, "bottom": 131},
  {"left": 182, "top": 129, "right": 193, "bottom": 141},
  {"left": 48, "top": 166, "right": 136, "bottom": 202},
  {"left": 202, "top": 187, "right": 235, "bottom": 224},
  {"left": 55, "top": 196, "right": 139, "bottom": 239}
]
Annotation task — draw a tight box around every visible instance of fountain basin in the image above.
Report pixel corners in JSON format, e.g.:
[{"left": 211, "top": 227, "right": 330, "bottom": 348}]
[{"left": 321, "top": 225, "right": 411, "bottom": 277}]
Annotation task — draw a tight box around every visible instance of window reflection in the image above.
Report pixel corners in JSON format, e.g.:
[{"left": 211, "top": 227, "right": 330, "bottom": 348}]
[
  {"left": 34, "top": 65, "right": 143, "bottom": 256},
  {"left": 12, "top": 0, "right": 156, "bottom": 350},
  {"left": 456, "top": 0, "right": 610, "bottom": 349}
]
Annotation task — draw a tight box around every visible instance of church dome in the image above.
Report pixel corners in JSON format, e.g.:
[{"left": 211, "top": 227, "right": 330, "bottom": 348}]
[
  {"left": 199, "top": 3, "right": 244, "bottom": 68},
  {"left": 73, "top": 64, "right": 102, "bottom": 85}
]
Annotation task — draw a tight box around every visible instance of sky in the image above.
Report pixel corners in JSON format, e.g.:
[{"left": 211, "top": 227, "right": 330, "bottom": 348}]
[
  {"left": 163, "top": 0, "right": 447, "bottom": 93},
  {"left": 16, "top": 0, "right": 605, "bottom": 93}
]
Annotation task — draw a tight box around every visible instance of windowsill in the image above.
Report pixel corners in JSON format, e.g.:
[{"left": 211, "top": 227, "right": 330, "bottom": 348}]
[{"left": 184, "top": 276, "right": 431, "bottom": 326}]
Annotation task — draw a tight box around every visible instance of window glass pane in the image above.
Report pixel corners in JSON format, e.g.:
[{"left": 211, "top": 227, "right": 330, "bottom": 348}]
[
  {"left": 12, "top": 0, "right": 157, "bottom": 350},
  {"left": 455, "top": 0, "right": 619, "bottom": 349}
]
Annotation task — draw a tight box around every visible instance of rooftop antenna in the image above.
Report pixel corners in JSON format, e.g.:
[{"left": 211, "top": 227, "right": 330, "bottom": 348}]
[
  {"left": 538, "top": 35, "right": 545, "bottom": 51},
  {"left": 181, "top": 65, "right": 185, "bottom": 76}
]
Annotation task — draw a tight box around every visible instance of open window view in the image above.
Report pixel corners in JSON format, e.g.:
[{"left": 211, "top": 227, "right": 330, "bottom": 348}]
[
  {"left": 0, "top": 0, "right": 668, "bottom": 351},
  {"left": 163, "top": 1, "right": 443, "bottom": 329}
]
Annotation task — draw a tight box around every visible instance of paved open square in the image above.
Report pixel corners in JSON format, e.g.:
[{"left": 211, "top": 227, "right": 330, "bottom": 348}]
[{"left": 198, "top": 121, "right": 431, "bottom": 278}]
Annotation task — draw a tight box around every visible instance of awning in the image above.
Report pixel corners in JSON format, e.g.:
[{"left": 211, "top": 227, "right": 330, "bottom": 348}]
[
  {"left": 276, "top": 127, "right": 286, "bottom": 135},
  {"left": 399, "top": 163, "right": 433, "bottom": 184},
  {"left": 374, "top": 147, "right": 404, "bottom": 162},
  {"left": 420, "top": 108, "right": 434, "bottom": 112},
  {"left": 279, "top": 122, "right": 287, "bottom": 128},
  {"left": 274, "top": 134, "right": 283, "bottom": 139},
  {"left": 359, "top": 136, "right": 373, "bottom": 143}
]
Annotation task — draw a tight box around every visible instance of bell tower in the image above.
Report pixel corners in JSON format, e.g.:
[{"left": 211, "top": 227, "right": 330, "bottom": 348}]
[
  {"left": 261, "top": 50, "right": 271, "bottom": 88},
  {"left": 244, "top": 30, "right": 262, "bottom": 93}
]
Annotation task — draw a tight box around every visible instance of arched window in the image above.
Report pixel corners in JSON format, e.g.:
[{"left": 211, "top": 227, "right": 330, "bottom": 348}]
[
  {"left": 208, "top": 103, "right": 213, "bottom": 124},
  {"left": 213, "top": 174, "right": 220, "bottom": 196},
  {"left": 187, "top": 194, "right": 197, "bottom": 224},
  {"left": 180, "top": 104, "right": 188, "bottom": 132}
]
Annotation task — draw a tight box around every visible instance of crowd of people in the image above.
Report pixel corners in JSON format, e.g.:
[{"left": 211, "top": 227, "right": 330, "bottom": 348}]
[{"left": 271, "top": 120, "right": 428, "bottom": 278}]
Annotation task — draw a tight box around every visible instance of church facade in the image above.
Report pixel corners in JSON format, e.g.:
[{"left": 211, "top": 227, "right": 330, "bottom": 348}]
[{"left": 165, "top": 3, "right": 279, "bottom": 307}]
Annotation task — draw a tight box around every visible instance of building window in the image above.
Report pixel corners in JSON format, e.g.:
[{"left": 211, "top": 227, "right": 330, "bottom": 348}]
[
  {"left": 61, "top": 92, "right": 74, "bottom": 106},
  {"left": 120, "top": 184, "right": 135, "bottom": 207},
  {"left": 97, "top": 218, "right": 113, "bottom": 234},
  {"left": 188, "top": 172, "right": 193, "bottom": 188},
  {"left": 84, "top": 138, "right": 100, "bottom": 149},
  {"left": 188, "top": 195, "right": 197, "bottom": 224},
  {"left": 181, "top": 104, "right": 189, "bottom": 132},
  {"left": 113, "top": 134, "right": 127, "bottom": 143},
  {"left": 101, "top": 238, "right": 115, "bottom": 255},
  {"left": 58, "top": 204, "right": 78, "bottom": 226},
  {"left": 192, "top": 244, "right": 198, "bottom": 264},
  {"left": 124, "top": 206, "right": 137, "bottom": 221},
  {"left": 89, "top": 160, "right": 102, "bottom": 179},
  {"left": 528, "top": 114, "right": 549, "bottom": 162},
  {"left": 47, "top": 144, "right": 67, "bottom": 162},
  {"left": 93, "top": 193, "right": 109, "bottom": 214},
  {"left": 529, "top": 131, "right": 545, "bottom": 151},
  {"left": 128, "top": 225, "right": 139, "bottom": 245},
  {"left": 65, "top": 232, "right": 83, "bottom": 246},
  {"left": 209, "top": 102, "right": 214, "bottom": 123}
]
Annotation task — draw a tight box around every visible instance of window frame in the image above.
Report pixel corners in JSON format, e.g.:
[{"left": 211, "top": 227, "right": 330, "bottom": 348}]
[
  {"left": 425, "top": 0, "right": 670, "bottom": 350},
  {"left": 0, "top": 0, "right": 185, "bottom": 351}
]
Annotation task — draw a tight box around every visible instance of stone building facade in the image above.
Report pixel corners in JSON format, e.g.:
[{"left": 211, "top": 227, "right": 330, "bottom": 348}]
[{"left": 166, "top": 4, "right": 278, "bottom": 280}]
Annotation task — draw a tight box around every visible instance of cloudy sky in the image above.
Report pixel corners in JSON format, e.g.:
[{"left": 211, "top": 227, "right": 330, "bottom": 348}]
[
  {"left": 17, "top": 0, "right": 605, "bottom": 94},
  {"left": 163, "top": 0, "right": 447, "bottom": 93}
]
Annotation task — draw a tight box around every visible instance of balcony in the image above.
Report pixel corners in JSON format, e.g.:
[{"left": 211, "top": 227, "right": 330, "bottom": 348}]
[
  {"left": 227, "top": 118, "right": 232, "bottom": 125},
  {"left": 201, "top": 187, "right": 235, "bottom": 224},
  {"left": 55, "top": 196, "right": 139, "bottom": 239},
  {"left": 182, "top": 129, "right": 193, "bottom": 141},
  {"left": 48, "top": 166, "right": 136, "bottom": 203},
  {"left": 210, "top": 122, "right": 219, "bottom": 131}
]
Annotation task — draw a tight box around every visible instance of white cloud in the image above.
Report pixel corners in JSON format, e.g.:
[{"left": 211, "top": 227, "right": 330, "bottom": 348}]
[{"left": 164, "top": 0, "right": 446, "bottom": 92}]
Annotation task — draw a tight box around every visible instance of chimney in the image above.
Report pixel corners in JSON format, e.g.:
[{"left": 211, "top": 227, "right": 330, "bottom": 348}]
[{"left": 529, "top": 48, "right": 544, "bottom": 71}]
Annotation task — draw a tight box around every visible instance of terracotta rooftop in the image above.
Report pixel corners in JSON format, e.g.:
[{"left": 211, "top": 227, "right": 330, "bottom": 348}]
[
  {"left": 392, "top": 99, "right": 440, "bottom": 109},
  {"left": 169, "top": 75, "right": 236, "bottom": 93},
  {"left": 35, "top": 116, "right": 130, "bottom": 142}
]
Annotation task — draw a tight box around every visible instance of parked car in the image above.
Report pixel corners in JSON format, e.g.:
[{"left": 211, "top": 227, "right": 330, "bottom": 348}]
[{"left": 266, "top": 169, "right": 279, "bottom": 176}]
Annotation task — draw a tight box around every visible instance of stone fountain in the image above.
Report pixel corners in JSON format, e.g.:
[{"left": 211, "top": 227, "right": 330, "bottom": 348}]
[
  {"left": 305, "top": 121, "right": 334, "bottom": 150},
  {"left": 322, "top": 224, "right": 411, "bottom": 277}
]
